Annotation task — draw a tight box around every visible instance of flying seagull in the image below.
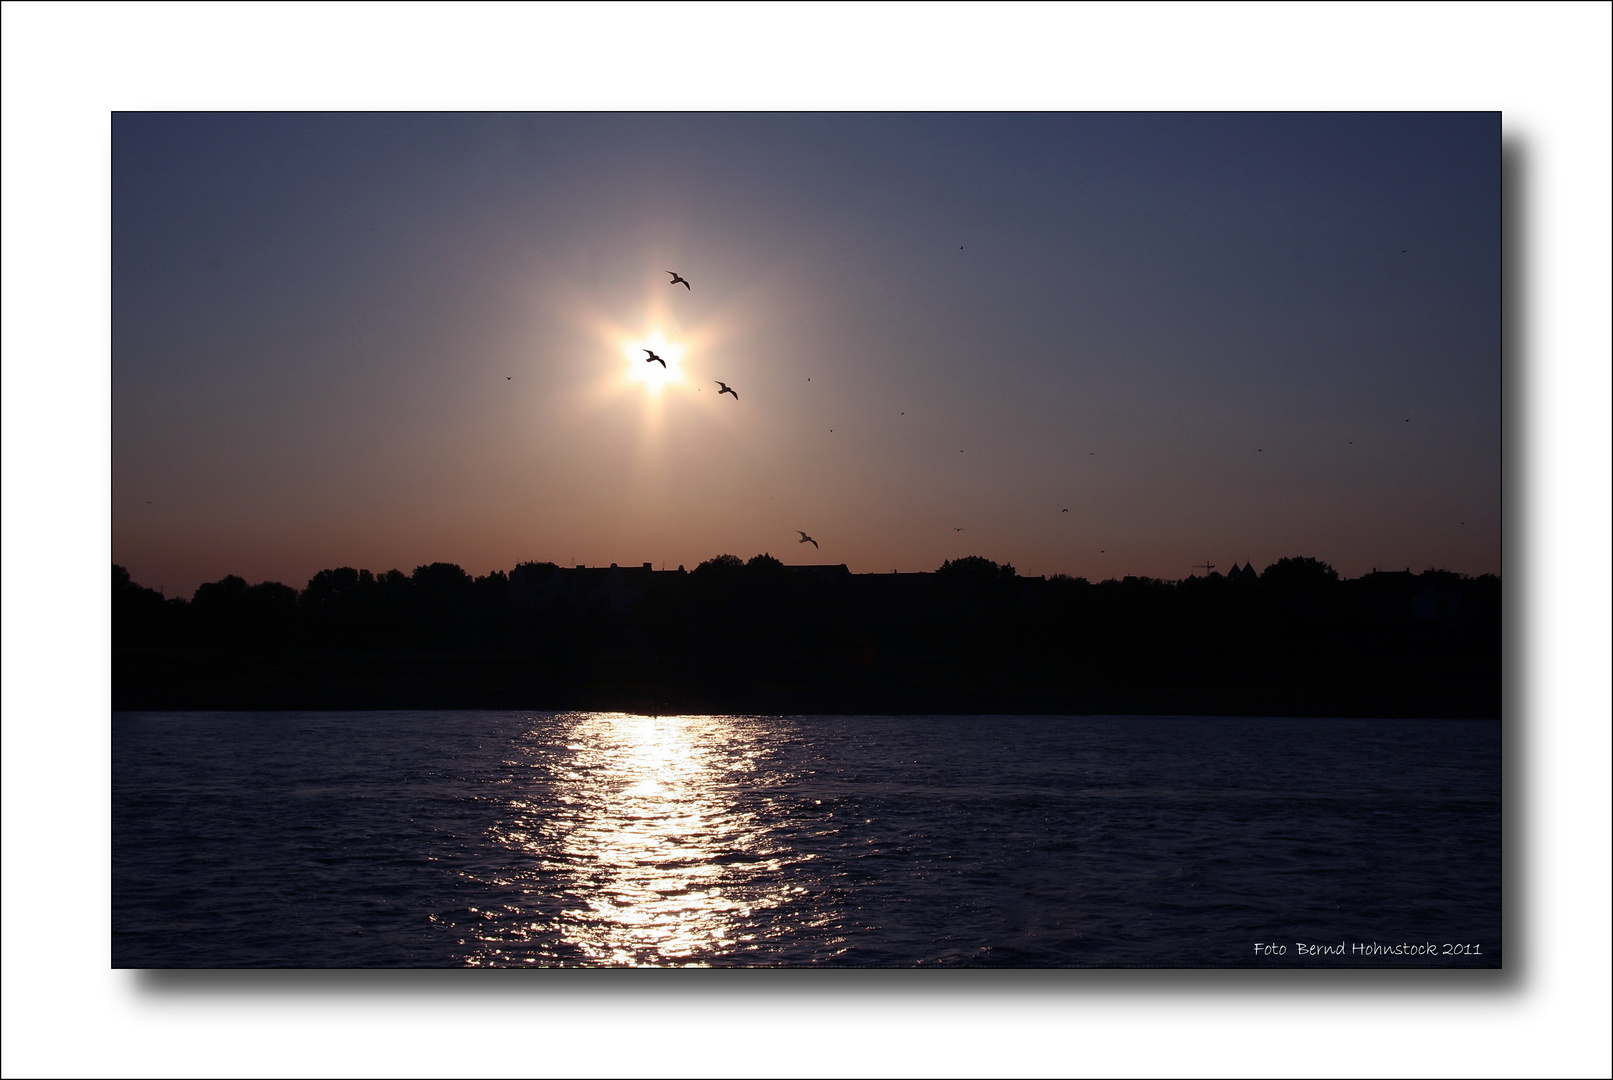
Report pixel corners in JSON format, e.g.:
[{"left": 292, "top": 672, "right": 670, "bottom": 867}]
[
  {"left": 644, "top": 349, "right": 666, "bottom": 367},
  {"left": 797, "top": 531, "right": 818, "bottom": 549},
  {"left": 954, "top": 528, "right": 964, "bottom": 532},
  {"left": 667, "top": 271, "right": 690, "bottom": 290},
  {"left": 715, "top": 381, "right": 738, "bottom": 400},
  {"left": 1061, "top": 508, "right": 1069, "bottom": 513}
]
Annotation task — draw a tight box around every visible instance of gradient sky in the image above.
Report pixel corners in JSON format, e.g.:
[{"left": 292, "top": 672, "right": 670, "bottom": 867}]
[{"left": 113, "top": 112, "right": 1499, "bottom": 595}]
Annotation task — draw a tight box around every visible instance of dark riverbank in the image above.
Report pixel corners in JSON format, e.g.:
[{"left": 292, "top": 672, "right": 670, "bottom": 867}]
[{"left": 112, "top": 556, "right": 1500, "bottom": 717}]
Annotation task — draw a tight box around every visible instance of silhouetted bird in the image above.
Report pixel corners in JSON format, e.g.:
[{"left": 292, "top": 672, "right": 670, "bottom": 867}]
[
  {"left": 667, "top": 271, "right": 690, "bottom": 289},
  {"left": 1061, "top": 508, "right": 1069, "bottom": 513},
  {"left": 506, "top": 376, "right": 512, "bottom": 380},
  {"left": 954, "top": 528, "right": 964, "bottom": 532},
  {"left": 797, "top": 531, "right": 818, "bottom": 549},
  {"left": 644, "top": 349, "right": 666, "bottom": 367},
  {"left": 715, "top": 381, "right": 738, "bottom": 400}
]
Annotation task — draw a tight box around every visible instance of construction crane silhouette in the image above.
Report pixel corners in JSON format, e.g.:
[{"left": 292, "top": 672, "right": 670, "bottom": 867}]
[{"left": 1192, "top": 562, "right": 1216, "bottom": 573}]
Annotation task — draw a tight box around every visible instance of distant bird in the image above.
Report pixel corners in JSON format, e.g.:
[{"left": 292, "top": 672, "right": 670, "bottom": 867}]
[
  {"left": 644, "top": 349, "right": 666, "bottom": 367},
  {"left": 797, "top": 531, "right": 818, "bottom": 549},
  {"left": 506, "top": 376, "right": 512, "bottom": 380},
  {"left": 1061, "top": 508, "right": 1069, "bottom": 513},
  {"left": 715, "top": 381, "right": 738, "bottom": 400},
  {"left": 667, "top": 271, "right": 690, "bottom": 289},
  {"left": 954, "top": 528, "right": 964, "bottom": 532}
]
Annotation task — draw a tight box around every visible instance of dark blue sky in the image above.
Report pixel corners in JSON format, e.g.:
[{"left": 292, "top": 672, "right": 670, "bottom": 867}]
[{"left": 113, "top": 112, "right": 1498, "bottom": 592}]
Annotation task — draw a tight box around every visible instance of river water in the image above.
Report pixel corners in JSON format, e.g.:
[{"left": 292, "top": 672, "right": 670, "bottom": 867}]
[{"left": 113, "top": 711, "right": 1500, "bottom": 967}]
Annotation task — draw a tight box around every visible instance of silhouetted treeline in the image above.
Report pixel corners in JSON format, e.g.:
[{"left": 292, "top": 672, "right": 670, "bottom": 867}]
[{"left": 112, "top": 555, "right": 1501, "bottom": 717}]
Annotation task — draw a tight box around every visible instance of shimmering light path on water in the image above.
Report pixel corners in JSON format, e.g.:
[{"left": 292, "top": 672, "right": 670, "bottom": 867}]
[{"left": 113, "top": 712, "right": 1500, "bottom": 967}]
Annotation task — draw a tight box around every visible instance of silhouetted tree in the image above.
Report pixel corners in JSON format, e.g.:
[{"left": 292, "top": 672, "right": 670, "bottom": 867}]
[
  {"left": 693, "top": 553, "right": 744, "bottom": 577},
  {"left": 936, "top": 555, "right": 1017, "bottom": 583},
  {"left": 1261, "top": 556, "right": 1338, "bottom": 587},
  {"left": 190, "top": 574, "right": 299, "bottom": 648},
  {"left": 113, "top": 564, "right": 179, "bottom": 646}
]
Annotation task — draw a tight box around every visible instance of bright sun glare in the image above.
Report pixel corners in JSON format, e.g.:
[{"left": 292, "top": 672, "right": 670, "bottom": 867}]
[{"left": 622, "top": 330, "right": 686, "bottom": 395}]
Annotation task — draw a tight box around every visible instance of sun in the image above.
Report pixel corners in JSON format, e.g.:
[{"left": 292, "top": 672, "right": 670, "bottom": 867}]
[{"left": 621, "top": 330, "right": 686, "bottom": 395}]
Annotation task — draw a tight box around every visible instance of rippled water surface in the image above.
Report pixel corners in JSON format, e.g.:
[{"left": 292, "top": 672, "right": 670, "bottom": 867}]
[{"left": 113, "top": 712, "right": 1500, "bottom": 967}]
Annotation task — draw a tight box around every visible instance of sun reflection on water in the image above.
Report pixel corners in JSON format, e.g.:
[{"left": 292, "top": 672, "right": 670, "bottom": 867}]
[{"left": 466, "top": 713, "right": 809, "bottom": 966}]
